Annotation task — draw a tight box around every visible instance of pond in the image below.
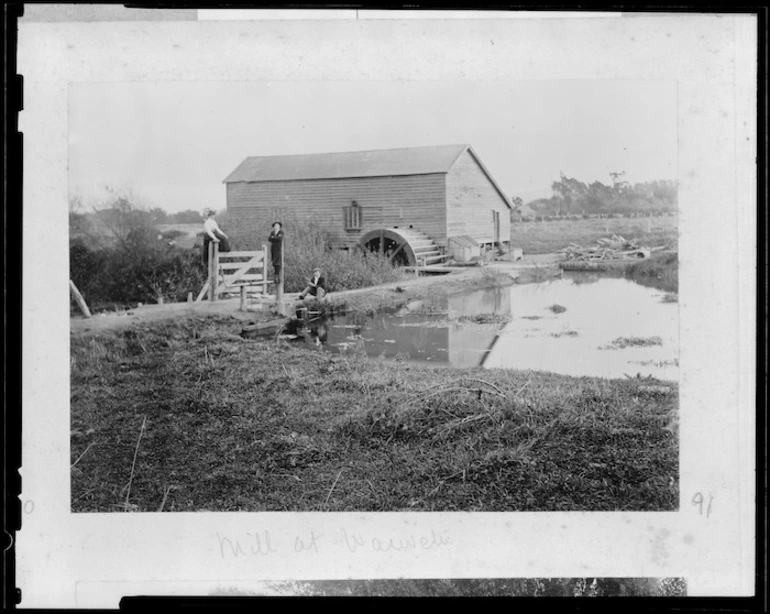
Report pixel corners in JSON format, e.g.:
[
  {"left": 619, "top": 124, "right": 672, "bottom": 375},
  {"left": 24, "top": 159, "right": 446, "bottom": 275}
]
[{"left": 288, "top": 272, "right": 679, "bottom": 381}]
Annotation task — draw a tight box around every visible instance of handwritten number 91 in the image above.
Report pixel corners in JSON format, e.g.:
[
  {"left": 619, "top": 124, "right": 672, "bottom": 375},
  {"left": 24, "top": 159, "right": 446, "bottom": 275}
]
[{"left": 691, "top": 492, "right": 714, "bottom": 517}]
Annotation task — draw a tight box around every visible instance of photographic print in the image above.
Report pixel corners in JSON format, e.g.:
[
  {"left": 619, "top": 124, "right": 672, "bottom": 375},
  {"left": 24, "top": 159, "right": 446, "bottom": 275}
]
[
  {"left": 17, "top": 9, "right": 756, "bottom": 607},
  {"left": 68, "top": 79, "right": 679, "bottom": 513}
]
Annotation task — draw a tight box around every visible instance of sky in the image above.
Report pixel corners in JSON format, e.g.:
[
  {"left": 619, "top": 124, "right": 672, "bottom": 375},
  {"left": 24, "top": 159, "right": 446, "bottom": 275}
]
[{"left": 68, "top": 80, "right": 677, "bottom": 213}]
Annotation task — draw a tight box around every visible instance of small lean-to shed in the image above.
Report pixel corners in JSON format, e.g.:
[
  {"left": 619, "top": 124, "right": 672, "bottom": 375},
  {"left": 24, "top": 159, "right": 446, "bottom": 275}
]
[
  {"left": 223, "top": 144, "right": 511, "bottom": 266},
  {"left": 447, "top": 235, "right": 481, "bottom": 263}
]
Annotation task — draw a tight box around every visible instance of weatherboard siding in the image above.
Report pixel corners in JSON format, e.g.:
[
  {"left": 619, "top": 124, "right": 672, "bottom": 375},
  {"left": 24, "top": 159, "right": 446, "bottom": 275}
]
[
  {"left": 445, "top": 150, "right": 511, "bottom": 244},
  {"left": 226, "top": 174, "right": 448, "bottom": 249}
]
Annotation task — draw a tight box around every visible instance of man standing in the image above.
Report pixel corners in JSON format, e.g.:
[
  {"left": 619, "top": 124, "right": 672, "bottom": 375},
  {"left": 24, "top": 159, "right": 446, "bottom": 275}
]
[
  {"left": 299, "top": 268, "right": 326, "bottom": 300},
  {"left": 267, "top": 222, "right": 284, "bottom": 281}
]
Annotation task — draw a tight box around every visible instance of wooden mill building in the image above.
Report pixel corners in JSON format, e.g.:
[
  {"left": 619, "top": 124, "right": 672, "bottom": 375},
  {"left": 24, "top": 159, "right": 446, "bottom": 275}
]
[{"left": 223, "top": 144, "right": 511, "bottom": 265}]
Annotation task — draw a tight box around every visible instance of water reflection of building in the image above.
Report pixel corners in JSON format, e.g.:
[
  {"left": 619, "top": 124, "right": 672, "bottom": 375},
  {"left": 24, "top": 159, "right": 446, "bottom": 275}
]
[
  {"left": 304, "top": 286, "right": 512, "bottom": 366},
  {"left": 330, "top": 314, "right": 450, "bottom": 361},
  {"left": 448, "top": 287, "right": 511, "bottom": 368}
]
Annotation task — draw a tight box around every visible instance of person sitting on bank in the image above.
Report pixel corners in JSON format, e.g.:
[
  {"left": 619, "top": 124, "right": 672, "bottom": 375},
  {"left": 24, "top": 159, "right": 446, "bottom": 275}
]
[
  {"left": 201, "top": 208, "right": 230, "bottom": 263},
  {"left": 298, "top": 268, "right": 326, "bottom": 300}
]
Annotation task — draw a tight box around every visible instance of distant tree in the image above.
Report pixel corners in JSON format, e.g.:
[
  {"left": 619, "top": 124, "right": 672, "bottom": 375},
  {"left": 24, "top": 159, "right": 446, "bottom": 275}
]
[
  {"left": 585, "top": 180, "right": 613, "bottom": 212},
  {"left": 609, "top": 170, "right": 629, "bottom": 193},
  {"left": 551, "top": 172, "right": 588, "bottom": 214},
  {"left": 509, "top": 196, "right": 524, "bottom": 221},
  {"left": 93, "top": 193, "right": 153, "bottom": 249},
  {"left": 148, "top": 206, "right": 169, "bottom": 225}
]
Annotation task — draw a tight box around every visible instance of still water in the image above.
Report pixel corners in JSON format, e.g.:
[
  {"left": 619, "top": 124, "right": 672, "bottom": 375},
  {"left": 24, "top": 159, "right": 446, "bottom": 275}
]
[{"left": 291, "top": 272, "right": 678, "bottom": 381}]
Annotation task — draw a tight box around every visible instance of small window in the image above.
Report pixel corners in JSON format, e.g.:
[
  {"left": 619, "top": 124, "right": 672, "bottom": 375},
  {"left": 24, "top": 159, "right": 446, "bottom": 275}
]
[{"left": 343, "top": 202, "right": 362, "bottom": 230}]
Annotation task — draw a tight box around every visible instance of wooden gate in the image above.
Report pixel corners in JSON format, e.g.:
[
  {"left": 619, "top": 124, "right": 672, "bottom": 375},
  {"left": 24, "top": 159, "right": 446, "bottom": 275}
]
[{"left": 196, "top": 243, "right": 270, "bottom": 304}]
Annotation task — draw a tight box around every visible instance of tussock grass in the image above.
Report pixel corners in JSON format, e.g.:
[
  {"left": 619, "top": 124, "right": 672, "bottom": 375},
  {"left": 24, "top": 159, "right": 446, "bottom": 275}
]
[
  {"left": 550, "top": 330, "right": 579, "bottom": 338},
  {"left": 601, "top": 336, "right": 663, "bottom": 350},
  {"left": 456, "top": 313, "right": 511, "bottom": 325},
  {"left": 71, "top": 316, "right": 678, "bottom": 512}
]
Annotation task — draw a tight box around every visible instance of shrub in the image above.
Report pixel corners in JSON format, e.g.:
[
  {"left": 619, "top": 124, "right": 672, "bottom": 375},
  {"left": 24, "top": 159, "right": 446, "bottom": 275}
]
[
  {"left": 160, "top": 229, "right": 185, "bottom": 241},
  {"left": 70, "top": 233, "right": 207, "bottom": 308},
  {"left": 225, "top": 212, "right": 406, "bottom": 294}
]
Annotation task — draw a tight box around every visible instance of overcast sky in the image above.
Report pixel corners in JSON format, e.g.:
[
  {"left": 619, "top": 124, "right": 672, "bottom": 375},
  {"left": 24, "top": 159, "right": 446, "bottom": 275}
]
[{"left": 69, "top": 80, "right": 677, "bottom": 214}]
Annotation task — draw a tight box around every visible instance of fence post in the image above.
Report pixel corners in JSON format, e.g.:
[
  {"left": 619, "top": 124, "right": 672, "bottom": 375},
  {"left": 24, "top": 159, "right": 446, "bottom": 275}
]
[
  {"left": 208, "top": 241, "right": 220, "bottom": 302},
  {"left": 262, "top": 244, "right": 268, "bottom": 296},
  {"left": 276, "top": 238, "right": 285, "bottom": 315}
]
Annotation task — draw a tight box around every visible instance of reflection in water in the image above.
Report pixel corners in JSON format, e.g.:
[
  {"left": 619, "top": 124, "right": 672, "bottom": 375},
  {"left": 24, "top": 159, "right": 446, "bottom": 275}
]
[{"left": 289, "top": 272, "right": 678, "bottom": 380}]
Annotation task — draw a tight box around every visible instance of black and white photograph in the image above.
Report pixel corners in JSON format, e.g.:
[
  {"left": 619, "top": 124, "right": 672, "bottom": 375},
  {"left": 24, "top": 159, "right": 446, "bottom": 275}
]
[
  {"left": 15, "top": 7, "right": 757, "bottom": 608},
  {"left": 68, "top": 79, "right": 680, "bottom": 513}
]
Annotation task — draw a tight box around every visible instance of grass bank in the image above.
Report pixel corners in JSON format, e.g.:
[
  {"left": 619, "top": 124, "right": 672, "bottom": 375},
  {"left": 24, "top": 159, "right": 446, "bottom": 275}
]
[
  {"left": 71, "top": 315, "right": 678, "bottom": 512},
  {"left": 324, "top": 268, "right": 516, "bottom": 317},
  {"left": 625, "top": 252, "right": 678, "bottom": 294},
  {"left": 511, "top": 216, "right": 678, "bottom": 254}
]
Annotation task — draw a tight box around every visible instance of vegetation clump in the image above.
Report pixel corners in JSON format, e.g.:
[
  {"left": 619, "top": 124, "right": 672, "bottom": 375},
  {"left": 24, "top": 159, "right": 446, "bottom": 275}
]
[
  {"left": 625, "top": 252, "right": 678, "bottom": 293},
  {"left": 71, "top": 317, "right": 678, "bottom": 513},
  {"left": 600, "top": 336, "right": 663, "bottom": 350}
]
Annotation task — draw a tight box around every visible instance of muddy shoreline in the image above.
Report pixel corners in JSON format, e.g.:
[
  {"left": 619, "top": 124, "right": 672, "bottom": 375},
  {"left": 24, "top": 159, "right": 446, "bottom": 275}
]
[{"left": 71, "top": 264, "right": 560, "bottom": 338}]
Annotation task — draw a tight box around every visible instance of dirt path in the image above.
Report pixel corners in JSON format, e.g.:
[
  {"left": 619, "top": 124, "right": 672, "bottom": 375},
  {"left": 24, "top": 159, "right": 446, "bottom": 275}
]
[{"left": 70, "top": 257, "right": 562, "bottom": 337}]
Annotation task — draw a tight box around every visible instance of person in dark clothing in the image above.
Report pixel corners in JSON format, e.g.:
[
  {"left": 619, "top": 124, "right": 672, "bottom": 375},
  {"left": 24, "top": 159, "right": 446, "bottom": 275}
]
[
  {"left": 267, "top": 222, "right": 284, "bottom": 281},
  {"left": 298, "top": 268, "right": 326, "bottom": 300}
]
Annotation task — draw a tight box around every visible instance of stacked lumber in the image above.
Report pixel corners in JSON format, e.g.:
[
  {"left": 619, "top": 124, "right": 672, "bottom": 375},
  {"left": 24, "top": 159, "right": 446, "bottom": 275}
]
[{"left": 559, "top": 235, "right": 652, "bottom": 262}]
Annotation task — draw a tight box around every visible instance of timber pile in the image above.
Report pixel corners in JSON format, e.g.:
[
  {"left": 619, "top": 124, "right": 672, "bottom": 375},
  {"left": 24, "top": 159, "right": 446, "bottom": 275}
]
[{"left": 559, "top": 235, "right": 653, "bottom": 263}]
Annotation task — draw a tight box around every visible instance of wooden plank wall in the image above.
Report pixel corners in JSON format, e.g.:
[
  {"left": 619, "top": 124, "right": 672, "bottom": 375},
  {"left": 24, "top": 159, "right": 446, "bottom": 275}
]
[
  {"left": 226, "top": 174, "right": 448, "bottom": 249},
  {"left": 445, "top": 150, "right": 511, "bottom": 245}
]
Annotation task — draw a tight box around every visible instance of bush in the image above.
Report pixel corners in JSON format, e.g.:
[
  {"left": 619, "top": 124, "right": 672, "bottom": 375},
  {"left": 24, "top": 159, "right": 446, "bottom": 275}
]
[
  {"left": 160, "top": 229, "right": 185, "bottom": 241},
  {"left": 70, "top": 232, "right": 207, "bottom": 309}
]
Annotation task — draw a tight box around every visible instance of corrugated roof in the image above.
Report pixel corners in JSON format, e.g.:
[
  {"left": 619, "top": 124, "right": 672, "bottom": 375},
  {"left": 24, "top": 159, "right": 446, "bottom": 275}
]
[{"left": 223, "top": 144, "right": 469, "bottom": 183}]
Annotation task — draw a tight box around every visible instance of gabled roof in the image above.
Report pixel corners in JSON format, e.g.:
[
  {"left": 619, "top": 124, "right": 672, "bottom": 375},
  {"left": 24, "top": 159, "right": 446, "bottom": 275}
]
[
  {"left": 223, "top": 144, "right": 467, "bottom": 183},
  {"left": 223, "top": 144, "right": 511, "bottom": 208}
]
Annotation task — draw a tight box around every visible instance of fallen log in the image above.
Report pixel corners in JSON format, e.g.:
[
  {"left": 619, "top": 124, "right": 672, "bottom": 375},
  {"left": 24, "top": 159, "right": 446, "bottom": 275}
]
[{"left": 240, "top": 318, "right": 290, "bottom": 338}]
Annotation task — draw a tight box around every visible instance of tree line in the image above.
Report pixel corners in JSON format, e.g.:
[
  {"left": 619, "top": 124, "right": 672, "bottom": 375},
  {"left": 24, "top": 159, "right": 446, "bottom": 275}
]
[{"left": 513, "top": 172, "right": 678, "bottom": 218}]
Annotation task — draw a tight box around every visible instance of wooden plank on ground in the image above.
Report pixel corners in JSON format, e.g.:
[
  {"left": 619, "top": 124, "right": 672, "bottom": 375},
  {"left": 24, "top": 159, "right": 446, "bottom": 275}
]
[{"left": 69, "top": 280, "right": 91, "bottom": 317}]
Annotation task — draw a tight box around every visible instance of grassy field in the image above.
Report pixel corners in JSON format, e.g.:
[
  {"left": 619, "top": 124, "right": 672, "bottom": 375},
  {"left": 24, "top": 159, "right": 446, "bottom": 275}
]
[
  {"left": 511, "top": 215, "right": 678, "bottom": 254},
  {"left": 71, "top": 314, "right": 678, "bottom": 512}
]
